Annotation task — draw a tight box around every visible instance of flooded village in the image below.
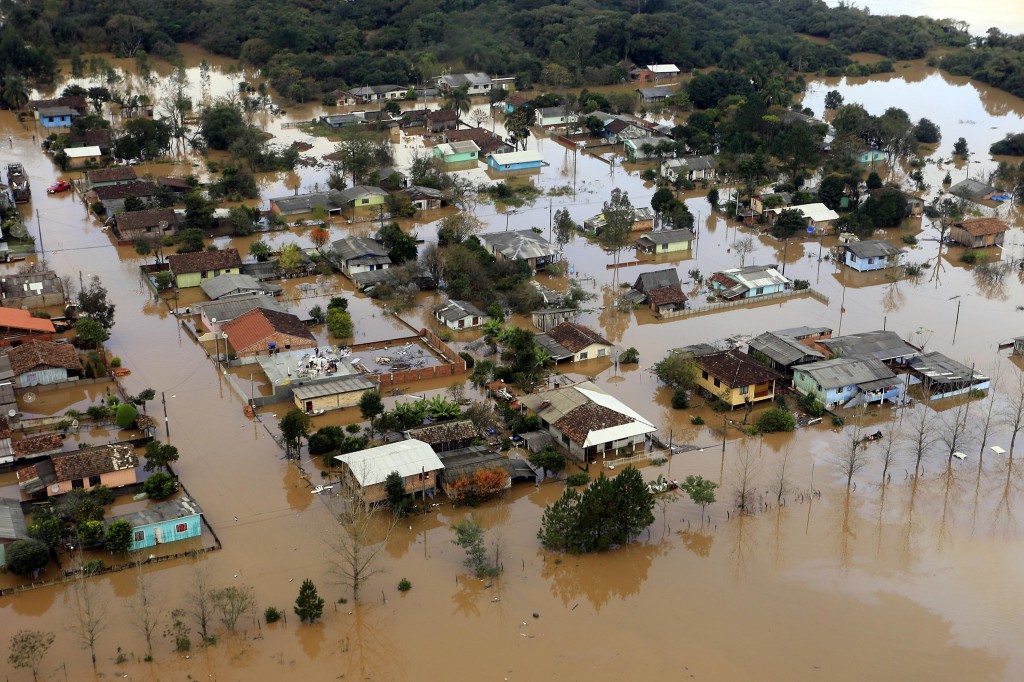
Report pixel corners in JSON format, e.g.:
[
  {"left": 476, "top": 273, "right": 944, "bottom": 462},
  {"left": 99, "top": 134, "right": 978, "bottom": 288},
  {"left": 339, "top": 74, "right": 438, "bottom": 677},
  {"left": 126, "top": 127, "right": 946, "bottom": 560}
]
[{"left": 3, "top": 15, "right": 1024, "bottom": 682}]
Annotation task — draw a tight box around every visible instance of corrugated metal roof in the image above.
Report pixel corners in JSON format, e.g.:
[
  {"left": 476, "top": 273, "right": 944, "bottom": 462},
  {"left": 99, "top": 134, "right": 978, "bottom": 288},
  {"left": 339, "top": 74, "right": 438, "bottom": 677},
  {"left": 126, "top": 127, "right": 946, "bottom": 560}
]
[
  {"left": 108, "top": 497, "right": 203, "bottom": 529},
  {"left": 908, "top": 351, "right": 988, "bottom": 386},
  {"left": 479, "top": 230, "right": 558, "bottom": 261},
  {"left": 200, "top": 273, "right": 281, "bottom": 300},
  {"left": 821, "top": 331, "right": 918, "bottom": 362},
  {"left": 293, "top": 375, "right": 376, "bottom": 400},
  {"left": 715, "top": 264, "right": 790, "bottom": 290},
  {"left": 748, "top": 332, "right": 823, "bottom": 366},
  {"left": 793, "top": 357, "right": 895, "bottom": 390},
  {"left": 336, "top": 439, "right": 445, "bottom": 487},
  {"left": 0, "top": 497, "right": 27, "bottom": 540},
  {"left": 194, "top": 295, "right": 287, "bottom": 324},
  {"left": 845, "top": 240, "right": 902, "bottom": 259}
]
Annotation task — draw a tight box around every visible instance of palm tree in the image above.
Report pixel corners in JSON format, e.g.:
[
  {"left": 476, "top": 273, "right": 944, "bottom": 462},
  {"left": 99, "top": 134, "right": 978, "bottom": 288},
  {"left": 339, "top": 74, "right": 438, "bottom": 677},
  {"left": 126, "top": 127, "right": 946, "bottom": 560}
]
[
  {"left": 443, "top": 86, "right": 471, "bottom": 115},
  {"left": 1, "top": 74, "right": 30, "bottom": 111}
]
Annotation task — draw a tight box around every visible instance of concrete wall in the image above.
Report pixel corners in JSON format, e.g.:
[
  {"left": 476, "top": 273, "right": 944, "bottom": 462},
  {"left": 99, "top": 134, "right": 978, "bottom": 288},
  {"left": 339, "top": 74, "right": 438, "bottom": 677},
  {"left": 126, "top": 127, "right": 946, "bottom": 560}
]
[
  {"left": 1, "top": 292, "right": 64, "bottom": 310},
  {"left": 293, "top": 388, "right": 366, "bottom": 413}
]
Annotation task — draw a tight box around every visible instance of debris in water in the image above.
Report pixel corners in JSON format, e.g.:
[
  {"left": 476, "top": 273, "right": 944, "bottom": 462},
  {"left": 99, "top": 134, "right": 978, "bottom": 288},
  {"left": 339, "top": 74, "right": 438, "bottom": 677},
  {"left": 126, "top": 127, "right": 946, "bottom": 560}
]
[{"left": 532, "top": 612, "right": 539, "bottom": 618}]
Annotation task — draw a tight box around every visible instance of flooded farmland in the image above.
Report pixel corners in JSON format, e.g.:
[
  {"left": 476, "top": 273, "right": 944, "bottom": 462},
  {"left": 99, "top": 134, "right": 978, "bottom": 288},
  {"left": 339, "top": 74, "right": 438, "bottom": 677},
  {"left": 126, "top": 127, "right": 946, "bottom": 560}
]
[{"left": 4, "top": 42, "right": 1024, "bottom": 681}]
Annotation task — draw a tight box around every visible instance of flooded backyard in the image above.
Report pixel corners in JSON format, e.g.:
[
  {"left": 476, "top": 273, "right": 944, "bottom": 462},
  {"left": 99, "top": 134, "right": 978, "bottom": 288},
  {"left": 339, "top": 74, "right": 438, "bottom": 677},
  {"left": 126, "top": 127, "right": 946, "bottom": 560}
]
[{"left": 4, "top": 42, "right": 1024, "bottom": 681}]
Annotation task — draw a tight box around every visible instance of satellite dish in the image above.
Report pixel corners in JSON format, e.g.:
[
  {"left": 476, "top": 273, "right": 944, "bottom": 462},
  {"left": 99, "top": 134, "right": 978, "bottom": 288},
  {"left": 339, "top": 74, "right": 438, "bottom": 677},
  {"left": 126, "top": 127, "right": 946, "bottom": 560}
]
[
  {"left": 51, "top": 484, "right": 59, "bottom": 493},
  {"left": 7, "top": 408, "right": 15, "bottom": 417},
  {"left": 22, "top": 392, "right": 35, "bottom": 403}
]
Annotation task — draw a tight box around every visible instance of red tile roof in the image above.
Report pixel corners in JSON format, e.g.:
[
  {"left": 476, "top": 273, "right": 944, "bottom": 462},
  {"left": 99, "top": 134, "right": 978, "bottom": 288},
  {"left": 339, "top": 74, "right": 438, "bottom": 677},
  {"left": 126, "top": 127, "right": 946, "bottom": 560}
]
[
  {"left": 0, "top": 308, "right": 56, "bottom": 334},
  {"left": 647, "top": 285, "right": 687, "bottom": 307},
  {"left": 92, "top": 181, "right": 155, "bottom": 200},
  {"left": 7, "top": 341, "right": 82, "bottom": 375},
  {"left": 167, "top": 248, "right": 242, "bottom": 275},
  {"left": 88, "top": 167, "right": 138, "bottom": 183},
  {"left": 221, "top": 308, "right": 315, "bottom": 353},
  {"left": 697, "top": 349, "right": 783, "bottom": 387},
  {"left": 13, "top": 433, "right": 64, "bottom": 458},
  {"left": 545, "top": 322, "right": 611, "bottom": 354},
  {"left": 553, "top": 403, "right": 631, "bottom": 445}
]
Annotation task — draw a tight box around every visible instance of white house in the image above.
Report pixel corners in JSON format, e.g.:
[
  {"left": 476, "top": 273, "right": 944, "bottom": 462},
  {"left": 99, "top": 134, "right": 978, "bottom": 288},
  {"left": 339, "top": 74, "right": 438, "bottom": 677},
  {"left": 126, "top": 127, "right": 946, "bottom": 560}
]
[
  {"left": 331, "top": 237, "right": 392, "bottom": 279},
  {"left": 433, "top": 299, "right": 488, "bottom": 330},
  {"left": 534, "top": 321, "right": 614, "bottom": 363},
  {"left": 842, "top": 240, "right": 904, "bottom": 272},
  {"left": 535, "top": 107, "right": 579, "bottom": 127},
  {"left": 663, "top": 156, "right": 718, "bottom": 182}
]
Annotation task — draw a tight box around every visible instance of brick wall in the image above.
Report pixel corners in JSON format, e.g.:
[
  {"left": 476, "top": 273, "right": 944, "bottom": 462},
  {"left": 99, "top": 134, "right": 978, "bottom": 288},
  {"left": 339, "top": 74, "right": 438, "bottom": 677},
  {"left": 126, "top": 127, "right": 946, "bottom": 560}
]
[{"left": 367, "top": 328, "right": 467, "bottom": 388}]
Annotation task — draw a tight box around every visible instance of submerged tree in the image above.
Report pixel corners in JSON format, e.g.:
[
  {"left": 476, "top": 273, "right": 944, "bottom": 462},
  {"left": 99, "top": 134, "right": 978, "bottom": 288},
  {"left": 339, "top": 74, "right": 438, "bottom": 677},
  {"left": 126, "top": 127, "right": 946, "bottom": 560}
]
[
  {"left": 294, "top": 579, "right": 325, "bottom": 624},
  {"left": 451, "top": 514, "right": 499, "bottom": 577},
  {"left": 8, "top": 630, "right": 55, "bottom": 681}
]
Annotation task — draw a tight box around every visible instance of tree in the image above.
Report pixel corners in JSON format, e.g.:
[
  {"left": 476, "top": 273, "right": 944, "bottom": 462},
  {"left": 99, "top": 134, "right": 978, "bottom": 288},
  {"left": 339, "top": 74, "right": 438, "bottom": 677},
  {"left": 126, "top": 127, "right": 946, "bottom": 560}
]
[
  {"left": 359, "top": 390, "right": 384, "bottom": 438},
  {"left": 376, "top": 222, "right": 417, "bottom": 264},
  {"left": 835, "top": 433, "right": 869, "bottom": 487},
  {"left": 78, "top": 276, "right": 115, "bottom": 330},
  {"left": 443, "top": 86, "right": 471, "bottom": 115},
  {"left": 953, "top": 137, "right": 969, "bottom": 157},
  {"left": 552, "top": 208, "right": 576, "bottom": 249},
  {"left": 143, "top": 441, "right": 179, "bottom": 472},
  {"left": 310, "top": 226, "right": 330, "bottom": 252},
  {"left": 71, "top": 559, "right": 106, "bottom": 665},
  {"left": 327, "top": 307, "right": 354, "bottom": 339},
  {"left": 105, "top": 520, "right": 133, "bottom": 553},
  {"left": 143, "top": 472, "right": 178, "bottom": 499},
  {"left": 384, "top": 471, "right": 413, "bottom": 517},
  {"left": 8, "top": 630, "right": 55, "bottom": 681},
  {"left": 451, "top": 514, "right": 499, "bottom": 577},
  {"left": 249, "top": 239, "right": 272, "bottom": 262},
  {"left": 707, "top": 188, "right": 719, "bottom": 209},
  {"left": 1002, "top": 369, "right": 1024, "bottom": 457},
  {"left": 756, "top": 408, "right": 795, "bottom": 433},
  {"left": 598, "top": 188, "right": 634, "bottom": 267},
  {"left": 186, "top": 559, "right": 215, "bottom": 643},
  {"left": 327, "top": 473, "right": 397, "bottom": 602},
  {"left": 651, "top": 187, "right": 676, "bottom": 217},
  {"left": 823, "top": 90, "right": 844, "bottom": 110},
  {"left": 294, "top": 579, "right": 324, "bottom": 623},
  {"left": 1, "top": 74, "right": 30, "bottom": 111},
  {"left": 6, "top": 539, "right": 49, "bottom": 576},
  {"left": 126, "top": 560, "right": 161, "bottom": 659},
  {"left": 680, "top": 475, "right": 717, "bottom": 515},
  {"left": 199, "top": 102, "right": 246, "bottom": 150},
  {"left": 505, "top": 107, "right": 532, "bottom": 150},
  {"left": 654, "top": 352, "right": 699, "bottom": 392},
  {"left": 114, "top": 403, "right": 138, "bottom": 428},
  {"left": 279, "top": 409, "right": 311, "bottom": 458},
  {"left": 278, "top": 243, "right": 304, "bottom": 276},
  {"left": 212, "top": 584, "right": 257, "bottom": 631},
  {"left": 75, "top": 318, "right": 109, "bottom": 348},
  {"left": 913, "top": 118, "right": 941, "bottom": 144},
  {"left": 529, "top": 446, "right": 566, "bottom": 477}
]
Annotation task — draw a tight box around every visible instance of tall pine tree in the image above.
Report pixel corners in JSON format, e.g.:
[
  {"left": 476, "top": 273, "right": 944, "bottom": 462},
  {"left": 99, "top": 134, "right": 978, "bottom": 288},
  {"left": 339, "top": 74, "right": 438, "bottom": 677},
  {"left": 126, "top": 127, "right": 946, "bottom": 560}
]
[{"left": 294, "top": 579, "right": 324, "bottom": 624}]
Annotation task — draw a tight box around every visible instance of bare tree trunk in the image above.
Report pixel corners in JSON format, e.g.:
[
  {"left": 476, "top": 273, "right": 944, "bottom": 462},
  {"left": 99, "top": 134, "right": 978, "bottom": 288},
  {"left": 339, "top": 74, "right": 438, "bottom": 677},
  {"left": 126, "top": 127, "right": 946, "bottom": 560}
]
[
  {"left": 71, "top": 555, "right": 107, "bottom": 666},
  {"left": 326, "top": 473, "right": 398, "bottom": 602},
  {"left": 126, "top": 552, "right": 162, "bottom": 658}
]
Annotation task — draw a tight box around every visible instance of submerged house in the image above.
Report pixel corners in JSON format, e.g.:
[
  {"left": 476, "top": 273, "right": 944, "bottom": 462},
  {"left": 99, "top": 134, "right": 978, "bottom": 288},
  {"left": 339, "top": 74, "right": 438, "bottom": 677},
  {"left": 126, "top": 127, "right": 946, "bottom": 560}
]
[
  {"left": 793, "top": 357, "right": 901, "bottom": 409},
  {"left": 694, "top": 349, "right": 784, "bottom": 408},
  {"left": 518, "top": 380, "right": 656, "bottom": 462},
  {"left": 0, "top": 497, "right": 28, "bottom": 565},
  {"left": 404, "top": 419, "right": 478, "bottom": 453},
  {"left": 433, "top": 299, "right": 488, "bottom": 330},
  {"left": 478, "top": 230, "right": 559, "bottom": 272},
  {"left": 534, "top": 322, "right": 613, "bottom": 363},
  {"left": 662, "top": 156, "right": 717, "bottom": 183},
  {"left": 486, "top": 150, "right": 544, "bottom": 172},
  {"left": 816, "top": 330, "right": 919, "bottom": 366},
  {"left": 112, "top": 207, "right": 178, "bottom": 244},
  {"left": 331, "top": 237, "right": 392, "bottom": 279},
  {"left": 195, "top": 295, "right": 288, "bottom": 333},
  {"left": 746, "top": 331, "right": 824, "bottom": 375},
  {"left": 108, "top": 497, "right": 204, "bottom": 551},
  {"left": 336, "top": 439, "right": 445, "bottom": 503},
  {"left": 948, "top": 178, "right": 1000, "bottom": 204},
  {"left": 635, "top": 229, "right": 695, "bottom": 255},
  {"left": 709, "top": 265, "right": 791, "bottom": 301},
  {"left": 17, "top": 443, "right": 139, "bottom": 498},
  {"left": 199, "top": 273, "right": 281, "bottom": 301},
  {"left": 949, "top": 217, "right": 1008, "bottom": 249},
  {"left": 841, "top": 239, "right": 904, "bottom": 272},
  {"left": 8, "top": 341, "right": 82, "bottom": 387},
  {"left": 293, "top": 375, "right": 377, "bottom": 414},
  {"left": 432, "top": 140, "right": 479, "bottom": 164},
  {"left": 167, "top": 249, "right": 242, "bottom": 289},
  {"left": 628, "top": 268, "right": 687, "bottom": 314},
  {"left": 0, "top": 271, "right": 65, "bottom": 310},
  {"left": 908, "top": 351, "right": 990, "bottom": 400},
  {"left": 583, "top": 207, "right": 656, "bottom": 234}
]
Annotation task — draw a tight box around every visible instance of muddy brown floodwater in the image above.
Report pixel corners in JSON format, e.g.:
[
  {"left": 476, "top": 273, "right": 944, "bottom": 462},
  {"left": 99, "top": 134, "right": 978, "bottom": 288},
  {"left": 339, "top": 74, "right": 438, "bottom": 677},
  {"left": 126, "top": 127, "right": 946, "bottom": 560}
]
[{"left": 4, "top": 44, "right": 1024, "bottom": 681}]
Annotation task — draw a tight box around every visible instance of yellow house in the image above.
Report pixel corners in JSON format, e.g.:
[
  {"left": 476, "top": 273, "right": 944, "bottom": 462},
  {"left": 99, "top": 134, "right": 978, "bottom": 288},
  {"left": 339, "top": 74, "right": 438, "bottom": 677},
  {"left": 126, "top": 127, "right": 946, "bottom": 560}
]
[
  {"left": 167, "top": 249, "right": 243, "bottom": 289},
  {"left": 695, "top": 349, "right": 784, "bottom": 408},
  {"left": 635, "top": 228, "right": 695, "bottom": 254}
]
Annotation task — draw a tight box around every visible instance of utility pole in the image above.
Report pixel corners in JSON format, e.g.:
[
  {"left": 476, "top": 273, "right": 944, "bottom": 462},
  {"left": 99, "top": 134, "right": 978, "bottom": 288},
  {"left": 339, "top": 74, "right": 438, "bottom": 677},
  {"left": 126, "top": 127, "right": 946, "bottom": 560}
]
[
  {"left": 35, "top": 209, "right": 44, "bottom": 266},
  {"left": 161, "top": 391, "right": 170, "bottom": 438},
  {"left": 952, "top": 298, "right": 962, "bottom": 345}
]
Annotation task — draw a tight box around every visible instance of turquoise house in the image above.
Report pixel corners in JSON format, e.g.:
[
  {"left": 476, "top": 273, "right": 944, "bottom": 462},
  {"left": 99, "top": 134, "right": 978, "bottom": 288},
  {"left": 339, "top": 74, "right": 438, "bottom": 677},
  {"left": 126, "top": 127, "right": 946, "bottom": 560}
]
[
  {"left": 110, "top": 497, "right": 204, "bottom": 551},
  {"left": 487, "top": 150, "right": 544, "bottom": 172},
  {"left": 792, "top": 357, "right": 901, "bottom": 409},
  {"left": 433, "top": 141, "right": 480, "bottom": 164},
  {"left": 38, "top": 106, "right": 76, "bottom": 129}
]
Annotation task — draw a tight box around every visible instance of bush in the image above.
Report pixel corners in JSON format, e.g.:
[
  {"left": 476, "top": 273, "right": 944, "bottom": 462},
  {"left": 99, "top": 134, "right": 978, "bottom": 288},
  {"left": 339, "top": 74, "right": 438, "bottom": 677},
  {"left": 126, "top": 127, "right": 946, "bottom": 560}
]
[
  {"left": 961, "top": 250, "right": 986, "bottom": 265},
  {"left": 458, "top": 351, "right": 475, "bottom": 369},
  {"left": 398, "top": 578, "right": 412, "bottom": 592},
  {"left": 143, "top": 472, "right": 178, "bottom": 500},
  {"left": 619, "top": 347, "right": 639, "bottom": 364},
  {"left": 831, "top": 415, "right": 845, "bottom": 427},
  {"left": 110, "top": 357, "right": 122, "bottom": 368},
  {"left": 755, "top": 407, "right": 796, "bottom": 434},
  {"left": 5, "top": 539, "right": 49, "bottom": 576},
  {"left": 105, "top": 519, "right": 133, "bottom": 552},
  {"left": 901, "top": 234, "right": 918, "bottom": 245},
  {"left": 671, "top": 386, "right": 689, "bottom": 409},
  {"left": 326, "top": 307, "right": 354, "bottom": 339},
  {"left": 264, "top": 606, "right": 282, "bottom": 623},
  {"left": 792, "top": 279, "right": 810, "bottom": 291},
  {"left": 89, "top": 484, "right": 115, "bottom": 506},
  {"left": 691, "top": 415, "right": 705, "bottom": 425},
  {"left": 566, "top": 472, "right": 589, "bottom": 486},
  {"left": 797, "top": 393, "right": 825, "bottom": 418},
  {"left": 114, "top": 403, "right": 138, "bottom": 428},
  {"left": 86, "top": 404, "right": 111, "bottom": 420},
  {"left": 83, "top": 559, "right": 105, "bottom": 574}
]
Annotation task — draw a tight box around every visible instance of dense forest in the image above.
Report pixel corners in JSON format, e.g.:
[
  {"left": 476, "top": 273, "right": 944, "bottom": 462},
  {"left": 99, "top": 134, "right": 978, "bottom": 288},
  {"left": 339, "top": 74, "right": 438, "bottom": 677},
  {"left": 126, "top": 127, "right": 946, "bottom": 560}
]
[{"left": 0, "top": 0, "right": 996, "bottom": 102}]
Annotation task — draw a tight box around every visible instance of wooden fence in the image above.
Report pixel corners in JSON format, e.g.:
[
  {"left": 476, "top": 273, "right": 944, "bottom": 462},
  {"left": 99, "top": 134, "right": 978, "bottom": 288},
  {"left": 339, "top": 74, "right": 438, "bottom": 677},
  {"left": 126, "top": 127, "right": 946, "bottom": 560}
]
[{"left": 656, "top": 288, "right": 830, "bottom": 319}]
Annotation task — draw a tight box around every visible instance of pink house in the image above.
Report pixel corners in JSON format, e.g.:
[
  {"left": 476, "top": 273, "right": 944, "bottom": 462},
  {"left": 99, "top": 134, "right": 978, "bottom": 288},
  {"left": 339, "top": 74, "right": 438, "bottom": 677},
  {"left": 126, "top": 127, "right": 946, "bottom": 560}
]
[{"left": 17, "top": 443, "right": 139, "bottom": 497}]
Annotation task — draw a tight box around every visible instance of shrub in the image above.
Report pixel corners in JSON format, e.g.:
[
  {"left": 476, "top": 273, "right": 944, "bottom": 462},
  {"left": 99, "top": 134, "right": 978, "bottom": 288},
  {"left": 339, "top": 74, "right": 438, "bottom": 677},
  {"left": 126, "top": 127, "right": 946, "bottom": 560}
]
[
  {"left": 755, "top": 407, "right": 796, "bottom": 434},
  {"left": 797, "top": 393, "right": 825, "bottom": 418},
  {"left": 89, "top": 484, "right": 115, "bottom": 506},
  {"left": 114, "top": 403, "right": 138, "bottom": 428},
  {"left": 904, "top": 263, "right": 923, "bottom": 276},
  {"left": 619, "top": 347, "right": 639, "bottom": 364},
  {"left": 691, "top": 415, "right": 705, "bottom": 425},
  {"left": 398, "top": 578, "right": 412, "bottom": 592},
  {"left": 458, "top": 351, "right": 475, "bottom": 369},
  {"left": 105, "top": 520, "right": 133, "bottom": 552},
  {"left": 86, "top": 404, "right": 111, "bottom": 420},
  {"left": 264, "top": 606, "right": 282, "bottom": 623},
  {"left": 961, "top": 250, "right": 986, "bottom": 265},
  {"left": 831, "top": 415, "right": 845, "bottom": 427},
  {"left": 566, "top": 472, "right": 589, "bottom": 486},
  {"left": 6, "top": 539, "right": 49, "bottom": 576},
  {"left": 901, "top": 234, "right": 918, "bottom": 245},
  {"left": 792, "top": 279, "right": 810, "bottom": 290},
  {"left": 110, "top": 357, "right": 122, "bottom": 368},
  {"left": 671, "top": 386, "right": 689, "bottom": 409}
]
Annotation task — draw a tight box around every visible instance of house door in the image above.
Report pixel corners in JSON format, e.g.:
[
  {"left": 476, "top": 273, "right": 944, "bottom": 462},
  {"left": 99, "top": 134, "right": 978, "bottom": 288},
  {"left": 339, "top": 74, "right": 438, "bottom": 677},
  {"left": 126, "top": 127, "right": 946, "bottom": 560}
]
[
  {"left": 306, "top": 401, "right": 314, "bottom": 413},
  {"left": 154, "top": 527, "right": 163, "bottom": 544}
]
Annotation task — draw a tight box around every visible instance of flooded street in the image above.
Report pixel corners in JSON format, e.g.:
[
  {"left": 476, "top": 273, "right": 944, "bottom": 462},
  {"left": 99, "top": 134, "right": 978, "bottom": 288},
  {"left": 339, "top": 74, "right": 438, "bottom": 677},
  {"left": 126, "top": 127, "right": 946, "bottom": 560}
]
[{"left": 4, "top": 43, "right": 1024, "bottom": 681}]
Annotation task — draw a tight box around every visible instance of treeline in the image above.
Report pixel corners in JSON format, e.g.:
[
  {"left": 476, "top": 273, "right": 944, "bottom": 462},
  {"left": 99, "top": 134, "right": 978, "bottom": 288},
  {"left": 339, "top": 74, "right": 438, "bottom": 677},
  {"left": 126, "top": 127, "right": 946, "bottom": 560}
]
[
  {"left": 941, "top": 30, "right": 1024, "bottom": 102},
  {"left": 3, "top": 0, "right": 976, "bottom": 102}
]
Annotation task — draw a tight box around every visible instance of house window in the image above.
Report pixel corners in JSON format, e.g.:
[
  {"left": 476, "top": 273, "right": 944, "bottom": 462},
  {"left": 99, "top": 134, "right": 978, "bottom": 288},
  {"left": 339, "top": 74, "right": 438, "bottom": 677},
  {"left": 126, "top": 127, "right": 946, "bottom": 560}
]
[
  {"left": 175, "top": 523, "right": 188, "bottom": 533},
  {"left": 662, "top": 243, "right": 668, "bottom": 251},
  {"left": 597, "top": 348, "right": 606, "bottom": 357},
  {"left": 134, "top": 530, "right": 145, "bottom": 541},
  {"left": 561, "top": 433, "right": 570, "bottom": 446},
  {"left": 702, "top": 371, "right": 709, "bottom": 380},
  {"left": 713, "top": 378, "right": 721, "bottom": 388},
  {"left": 868, "top": 258, "right": 875, "bottom": 265},
  {"left": 739, "top": 386, "right": 749, "bottom": 395},
  {"left": 88, "top": 475, "right": 101, "bottom": 486},
  {"left": 458, "top": 319, "right": 465, "bottom": 329},
  {"left": 579, "top": 351, "right": 588, "bottom": 360},
  {"left": 72, "top": 478, "right": 84, "bottom": 489},
  {"left": 201, "top": 271, "right": 209, "bottom": 279}
]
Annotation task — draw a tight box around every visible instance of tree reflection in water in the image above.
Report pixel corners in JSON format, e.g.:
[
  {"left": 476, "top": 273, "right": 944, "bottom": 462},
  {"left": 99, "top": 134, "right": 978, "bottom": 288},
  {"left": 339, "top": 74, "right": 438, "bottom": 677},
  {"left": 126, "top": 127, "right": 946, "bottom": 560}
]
[{"left": 539, "top": 540, "right": 667, "bottom": 611}]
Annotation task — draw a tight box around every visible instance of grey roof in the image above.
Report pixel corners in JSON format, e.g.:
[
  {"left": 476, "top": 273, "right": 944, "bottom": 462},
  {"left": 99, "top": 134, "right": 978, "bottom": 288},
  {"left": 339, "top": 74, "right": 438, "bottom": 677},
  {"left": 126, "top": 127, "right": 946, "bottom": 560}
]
[
  {"left": 793, "top": 357, "right": 895, "bottom": 390},
  {"left": 351, "top": 84, "right": 405, "bottom": 96},
  {"left": 820, "top": 330, "right": 919, "bottom": 363},
  {"left": 774, "top": 326, "right": 832, "bottom": 339},
  {"left": 336, "top": 439, "right": 445, "bottom": 487},
  {"left": 908, "top": 351, "right": 989, "bottom": 387},
  {"left": 269, "top": 191, "right": 342, "bottom": 214},
  {"left": 665, "top": 155, "right": 717, "bottom": 172},
  {"left": 534, "top": 333, "right": 573, "bottom": 361},
  {"left": 1, "top": 271, "right": 63, "bottom": 299},
  {"left": 845, "top": 240, "right": 902, "bottom": 259},
  {"left": 109, "top": 497, "right": 203, "bottom": 529},
  {"left": 585, "top": 207, "right": 656, "bottom": 231},
  {"left": 948, "top": 178, "right": 999, "bottom": 202},
  {"left": 438, "top": 446, "right": 514, "bottom": 481},
  {"left": 0, "top": 497, "right": 27, "bottom": 541},
  {"left": 193, "top": 294, "right": 287, "bottom": 324},
  {"left": 434, "top": 299, "right": 486, "bottom": 323},
  {"left": 536, "top": 106, "right": 574, "bottom": 118},
  {"left": 748, "top": 332, "right": 824, "bottom": 367},
  {"left": 337, "top": 185, "right": 389, "bottom": 203},
  {"left": 402, "top": 185, "right": 445, "bottom": 200},
  {"left": 200, "top": 273, "right": 281, "bottom": 300},
  {"left": 636, "top": 229, "right": 695, "bottom": 246},
  {"left": 478, "top": 230, "right": 558, "bottom": 261},
  {"left": 634, "top": 268, "right": 680, "bottom": 294},
  {"left": 292, "top": 375, "right": 377, "bottom": 400},
  {"left": 332, "top": 237, "right": 390, "bottom": 263},
  {"left": 518, "top": 430, "right": 555, "bottom": 453},
  {"left": 672, "top": 343, "right": 721, "bottom": 358},
  {"left": 637, "top": 86, "right": 674, "bottom": 98},
  {"left": 439, "top": 73, "right": 491, "bottom": 88},
  {"left": 259, "top": 347, "right": 361, "bottom": 386}
]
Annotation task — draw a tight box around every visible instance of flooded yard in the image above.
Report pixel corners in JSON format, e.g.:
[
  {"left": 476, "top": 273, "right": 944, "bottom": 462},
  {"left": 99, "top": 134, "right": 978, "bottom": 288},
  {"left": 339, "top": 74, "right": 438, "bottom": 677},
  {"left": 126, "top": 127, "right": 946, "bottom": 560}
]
[{"left": 3, "top": 42, "right": 1024, "bottom": 681}]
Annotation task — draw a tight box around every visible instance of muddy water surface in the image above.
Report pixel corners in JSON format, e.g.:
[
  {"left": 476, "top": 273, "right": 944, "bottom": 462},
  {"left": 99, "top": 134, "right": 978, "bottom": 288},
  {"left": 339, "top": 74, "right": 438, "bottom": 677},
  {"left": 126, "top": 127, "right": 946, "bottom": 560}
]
[
  {"left": 4, "top": 46, "right": 1024, "bottom": 681},
  {"left": 823, "top": 0, "right": 1023, "bottom": 35}
]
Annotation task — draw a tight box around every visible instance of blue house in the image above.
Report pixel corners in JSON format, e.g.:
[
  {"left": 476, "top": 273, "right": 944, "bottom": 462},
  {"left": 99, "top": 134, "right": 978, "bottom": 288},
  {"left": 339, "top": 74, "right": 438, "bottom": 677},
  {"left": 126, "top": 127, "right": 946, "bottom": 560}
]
[
  {"left": 792, "top": 357, "right": 901, "bottom": 409},
  {"left": 486, "top": 150, "right": 544, "bottom": 172},
  {"left": 709, "top": 264, "right": 791, "bottom": 300},
  {"left": 37, "top": 106, "right": 77, "bottom": 129},
  {"left": 109, "top": 497, "right": 204, "bottom": 551},
  {"left": 842, "top": 240, "right": 904, "bottom": 272}
]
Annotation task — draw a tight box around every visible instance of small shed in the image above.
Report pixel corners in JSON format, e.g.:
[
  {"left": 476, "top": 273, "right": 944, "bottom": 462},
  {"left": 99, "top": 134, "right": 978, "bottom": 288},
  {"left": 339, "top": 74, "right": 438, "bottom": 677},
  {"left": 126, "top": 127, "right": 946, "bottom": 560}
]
[
  {"left": 486, "top": 151, "right": 544, "bottom": 172},
  {"left": 908, "top": 351, "right": 990, "bottom": 400},
  {"left": 635, "top": 229, "right": 695, "bottom": 254},
  {"left": 433, "top": 299, "right": 488, "bottom": 330},
  {"left": 405, "top": 419, "right": 478, "bottom": 453},
  {"left": 949, "top": 217, "right": 1007, "bottom": 249},
  {"left": 64, "top": 146, "right": 103, "bottom": 169},
  {"left": 293, "top": 375, "right": 377, "bottom": 414},
  {"left": 7, "top": 340, "right": 82, "bottom": 387}
]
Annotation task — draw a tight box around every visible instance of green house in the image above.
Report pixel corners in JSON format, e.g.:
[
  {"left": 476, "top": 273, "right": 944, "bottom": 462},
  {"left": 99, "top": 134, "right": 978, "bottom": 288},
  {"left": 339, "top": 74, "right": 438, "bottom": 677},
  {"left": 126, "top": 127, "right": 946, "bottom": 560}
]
[
  {"left": 167, "top": 248, "right": 243, "bottom": 289},
  {"left": 432, "top": 141, "right": 480, "bottom": 164}
]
